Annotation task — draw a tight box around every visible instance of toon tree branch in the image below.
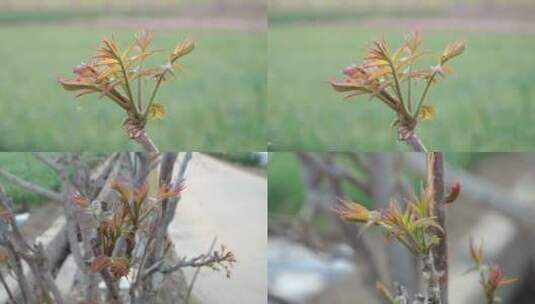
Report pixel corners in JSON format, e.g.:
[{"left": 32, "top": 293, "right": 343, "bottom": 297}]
[
  {"left": 398, "top": 127, "right": 428, "bottom": 152},
  {"left": 2, "top": 240, "right": 35, "bottom": 304},
  {"left": 3, "top": 153, "right": 124, "bottom": 303},
  {"left": 56, "top": 161, "right": 85, "bottom": 272},
  {"left": 426, "top": 152, "right": 448, "bottom": 304},
  {"left": 0, "top": 190, "right": 64, "bottom": 304},
  {"left": 131, "top": 152, "right": 193, "bottom": 303},
  {"left": 126, "top": 123, "right": 159, "bottom": 153},
  {"left": 142, "top": 238, "right": 235, "bottom": 278},
  {"left": 145, "top": 153, "right": 192, "bottom": 266},
  {"left": 160, "top": 246, "right": 235, "bottom": 275}
]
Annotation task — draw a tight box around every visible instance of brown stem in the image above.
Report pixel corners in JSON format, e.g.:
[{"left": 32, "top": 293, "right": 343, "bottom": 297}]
[
  {"left": 427, "top": 152, "right": 448, "bottom": 304},
  {"left": 129, "top": 127, "right": 159, "bottom": 152},
  {"left": 117, "top": 57, "right": 137, "bottom": 113},
  {"left": 100, "top": 269, "right": 121, "bottom": 303},
  {"left": 422, "top": 252, "right": 441, "bottom": 303},
  {"left": 386, "top": 57, "right": 405, "bottom": 108},
  {"left": 3, "top": 241, "right": 35, "bottom": 304},
  {"left": 398, "top": 127, "right": 427, "bottom": 152},
  {"left": 0, "top": 191, "right": 63, "bottom": 304},
  {"left": 413, "top": 70, "right": 438, "bottom": 120},
  {"left": 57, "top": 168, "right": 85, "bottom": 271}
]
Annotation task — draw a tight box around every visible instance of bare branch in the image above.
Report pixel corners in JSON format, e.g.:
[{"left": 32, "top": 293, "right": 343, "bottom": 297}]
[
  {"left": 297, "top": 152, "right": 370, "bottom": 195},
  {"left": 427, "top": 152, "right": 448, "bottom": 304},
  {"left": 143, "top": 241, "right": 236, "bottom": 278},
  {"left": 32, "top": 152, "right": 63, "bottom": 173},
  {"left": 3, "top": 241, "right": 35, "bottom": 303},
  {"left": 185, "top": 237, "right": 218, "bottom": 303},
  {"left": 56, "top": 163, "right": 85, "bottom": 271},
  {"left": 0, "top": 167, "right": 63, "bottom": 202},
  {"left": 398, "top": 127, "right": 428, "bottom": 152},
  {"left": 0, "top": 190, "right": 64, "bottom": 304},
  {"left": 129, "top": 127, "right": 159, "bottom": 153},
  {"left": 90, "top": 152, "right": 120, "bottom": 183},
  {"left": 343, "top": 152, "right": 372, "bottom": 173}
]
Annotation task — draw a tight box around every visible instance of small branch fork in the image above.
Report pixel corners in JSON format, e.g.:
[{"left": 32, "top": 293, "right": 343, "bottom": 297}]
[
  {"left": 142, "top": 239, "right": 235, "bottom": 279},
  {"left": 126, "top": 124, "right": 159, "bottom": 153},
  {"left": 398, "top": 127, "right": 428, "bottom": 152}
]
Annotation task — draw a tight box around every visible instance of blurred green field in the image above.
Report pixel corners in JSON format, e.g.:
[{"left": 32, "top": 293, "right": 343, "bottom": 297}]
[
  {"left": 269, "top": 0, "right": 535, "bottom": 23},
  {"left": 268, "top": 25, "right": 535, "bottom": 151},
  {"left": 0, "top": 25, "right": 266, "bottom": 151},
  {"left": 0, "top": 0, "right": 243, "bottom": 10}
]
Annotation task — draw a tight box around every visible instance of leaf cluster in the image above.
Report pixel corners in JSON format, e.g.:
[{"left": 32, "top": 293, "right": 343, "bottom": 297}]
[
  {"left": 330, "top": 32, "right": 464, "bottom": 131},
  {"left": 59, "top": 30, "right": 194, "bottom": 136}
]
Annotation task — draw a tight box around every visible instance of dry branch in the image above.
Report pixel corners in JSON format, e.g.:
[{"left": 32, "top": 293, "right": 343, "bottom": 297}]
[
  {"left": 297, "top": 152, "right": 370, "bottom": 195},
  {"left": 0, "top": 190, "right": 64, "bottom": 304},
  {"left": 426, "top": 152, "right": 448, "bottom": 304},
  {"left": 0, "top": 167, "right": 63, "bottom": 202}
]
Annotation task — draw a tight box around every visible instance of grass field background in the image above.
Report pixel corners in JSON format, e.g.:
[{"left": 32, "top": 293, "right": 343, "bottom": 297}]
[
  {"left": 0, "top": 25, "right": 265, "bottom": 151},
  {"left": 268, "top": 25, "right": 535, "bottom": 151}
]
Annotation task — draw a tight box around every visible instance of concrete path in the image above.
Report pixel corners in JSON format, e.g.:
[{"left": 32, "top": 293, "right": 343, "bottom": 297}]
[{"left": 170, "top": 154, "right": 267, "bottom": 304}]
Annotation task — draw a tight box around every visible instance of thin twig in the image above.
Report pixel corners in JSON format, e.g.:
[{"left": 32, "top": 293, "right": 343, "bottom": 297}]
[
  {"left": 407, "top": 65, "right": 413, "bottom": 113},
  {"left": 297, "top": 152, "right": 371, "bottom": 195},
  {"left": 32, "top": 152, "right": 62, "bottom": 173},
  {"left": 144, "top": 73, "right": 166, "bottom": 121},
  {"left": 186, "top": 237, "right": 218, "bottom": 304},
  {"left": 413, "top": 71, "right": 438, "bottom": 120}
]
